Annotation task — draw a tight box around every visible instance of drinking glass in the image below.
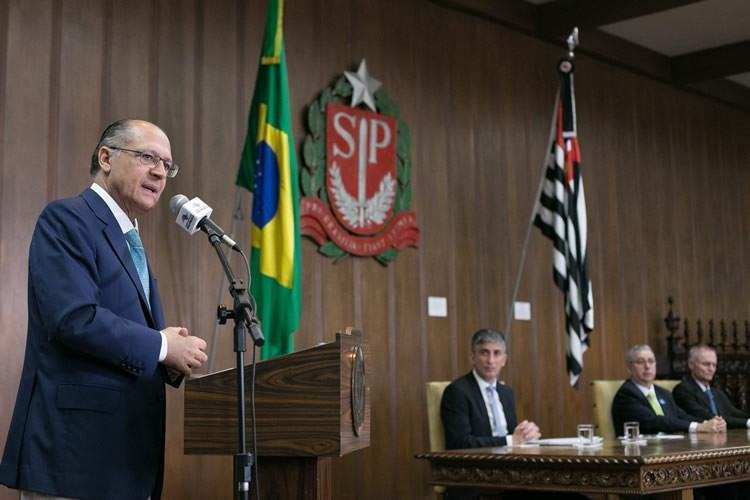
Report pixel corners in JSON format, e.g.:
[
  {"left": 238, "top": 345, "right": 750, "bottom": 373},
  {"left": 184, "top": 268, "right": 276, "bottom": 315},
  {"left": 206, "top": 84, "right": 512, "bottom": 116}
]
[{"left": 623, "top": 421, "right": 640, "bottom": 442}]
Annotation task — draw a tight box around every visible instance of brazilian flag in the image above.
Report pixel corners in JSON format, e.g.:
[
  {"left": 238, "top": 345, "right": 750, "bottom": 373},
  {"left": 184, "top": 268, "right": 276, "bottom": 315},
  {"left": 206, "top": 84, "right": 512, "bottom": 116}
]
[{"left": 236, "top": 0, "right": 300, "bottom": 359}]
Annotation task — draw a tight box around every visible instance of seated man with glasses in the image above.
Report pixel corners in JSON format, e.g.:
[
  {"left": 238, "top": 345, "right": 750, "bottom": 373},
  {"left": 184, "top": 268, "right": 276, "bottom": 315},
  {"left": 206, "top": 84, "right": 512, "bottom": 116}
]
[{"left": 611, "top": 344, "right": 726, "bottom": 437}]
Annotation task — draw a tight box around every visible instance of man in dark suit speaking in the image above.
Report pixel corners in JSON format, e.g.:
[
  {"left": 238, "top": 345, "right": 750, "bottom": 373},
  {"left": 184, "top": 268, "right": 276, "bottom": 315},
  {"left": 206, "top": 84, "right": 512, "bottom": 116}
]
[
  {"left": 0, "top": 119, "right": 208, "bottom": 500},
  {"left": 673, "top": 344, "right": 750, "bottom": 429},
  {"left": 611, "top": 344, "right": 725, "bottom": 437}
]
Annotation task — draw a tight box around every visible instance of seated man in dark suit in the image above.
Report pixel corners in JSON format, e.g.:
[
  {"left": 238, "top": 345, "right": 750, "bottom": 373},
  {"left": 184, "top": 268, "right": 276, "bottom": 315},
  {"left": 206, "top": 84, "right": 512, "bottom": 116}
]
[
  {"left": 441, "top": 328, "right": 540, "bottom": 451},
  {"left": 440, "top": 329, "right": 588, "bottom": 500},
  {"left": 612, "top": 344, "right": 725, "bottom": 437},
  {"left": 612, "top": 345, "right": 740, "bottom": 500},
  {"left": 673, "top": 344, "right": 750, "bottom": 429}
]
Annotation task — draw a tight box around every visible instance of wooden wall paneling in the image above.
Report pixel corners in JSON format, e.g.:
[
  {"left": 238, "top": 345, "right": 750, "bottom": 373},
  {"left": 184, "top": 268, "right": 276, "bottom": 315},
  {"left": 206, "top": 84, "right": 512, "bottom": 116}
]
[
  {"left": 153, "top": 0, "right": 198, "bottom": 332},
  {"left": 0, "top": 0, "right": 7, "bottom": 492},
  {"left": 56, "top": 0, "right": 104, "bottom": 199},
  {"left": 735, "top": 111, "right": 750, "bottom": 321},
  {"left": 415, "top": 1, "right": 454, "bottom": 383},
  {"left": 153, "top": 1, "right": 231, "bottom": 499},
  {"left": 3, "top": 2, "right": 750, "bottom": 500},
  {"left": 722, "top": 110, "right": 749, "bottom": 320},
  {"left": 412, "top": 4, "right": 464, "bottom": 490},
  {"left": 478, "top": 26, "right": 512, "bottom": 342},
  {"left": 646, "top": 82, "right": 680, "bottom": 355},
  {"left": 694, "top": 100, "right": 721, "bottom": 319},
  {"left": 687, "top": 101, "right": 717, "bottom": 320},
  {"left": 612, "top": 72, "right": 645, "bottom": 349},
  {"left": 391, "top": 8, "right": 427, "bottom": 493},
  {"left": 0, "top": 2, "right": 54, "bottom": 500},
  {"left": 631, "top": 79, "right": 667, "bottom": 348},
  {"left": 315, "top": 0, "right": 354, "bottom": 347},
  {"left": 371, "top": 1, "right": 425, "bottom": 496},
  {"left": 662, "top": 89, "right": 687, "bottom": 336},
  {"left": 707, "top": 104, "right": 737, "bottom": 320},
  {"left": 445, "top": 13, "right": 480, "bottom": 378},
  {"left": 488, "top": 26, "right": 531, "bottom": 411},
  {"left": 719, "top": 111, "right": 743, "bottom": 320},
  {"left": 300, "top": 0, "right": 360, "bottom": 496},
  {"left": 106, "top": 0, "right": 153, "bottom": 122},
  {"left": 195, "top": 0, "right": 241, "bottom": 377},
  {"left": 588, "top": 62, "right": 629, "bottom": 380},
  {"left": 285, "top": 0, "right": 324, "bottom": 352},
  {"left": 668, "top": 92, "right": 697, "bottom": 333},
  {"left": 330, "top": 0, "right": 383, "bottom": 496}
]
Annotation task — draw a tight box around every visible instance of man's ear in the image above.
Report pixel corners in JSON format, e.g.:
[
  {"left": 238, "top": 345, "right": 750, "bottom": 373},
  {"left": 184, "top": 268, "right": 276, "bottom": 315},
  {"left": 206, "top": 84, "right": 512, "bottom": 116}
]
[{"left": 98, "top": 147, "right": 112, "bottom": 174}]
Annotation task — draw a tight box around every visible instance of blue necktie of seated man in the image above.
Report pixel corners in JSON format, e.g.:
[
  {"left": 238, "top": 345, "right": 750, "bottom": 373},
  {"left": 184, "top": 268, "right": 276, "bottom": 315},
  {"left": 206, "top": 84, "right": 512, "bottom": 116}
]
[
  {"left": 706, "top": 388, "right": 719, "bottom": 416},
  {"left": 486, "top": 385, "right": 507, "bottom": 437},
  {"left": 124, "top": 228, "right": 151, "bottom": 309}
]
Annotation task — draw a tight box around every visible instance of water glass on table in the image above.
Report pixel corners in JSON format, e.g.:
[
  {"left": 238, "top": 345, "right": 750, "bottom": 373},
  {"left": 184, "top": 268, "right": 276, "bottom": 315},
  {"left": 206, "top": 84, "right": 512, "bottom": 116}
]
[
  {"left": 576, "top": 423, "right": 594, "bottom": 447},
  {"left": 623, "top": 421, "right": 640, "bottom": 443}
]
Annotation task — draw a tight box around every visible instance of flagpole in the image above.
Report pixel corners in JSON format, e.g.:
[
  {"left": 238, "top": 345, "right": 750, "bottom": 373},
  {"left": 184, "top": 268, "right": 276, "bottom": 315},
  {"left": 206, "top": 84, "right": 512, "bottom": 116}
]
[
  {"left": 503, "top": 93, "right": 559, "bottom": 341},
  {"left": 207, "top": 186, "right": 245, "bottom": 373},
  {"left": 503, "top": 28, "right": 578, "bottom": 341}
]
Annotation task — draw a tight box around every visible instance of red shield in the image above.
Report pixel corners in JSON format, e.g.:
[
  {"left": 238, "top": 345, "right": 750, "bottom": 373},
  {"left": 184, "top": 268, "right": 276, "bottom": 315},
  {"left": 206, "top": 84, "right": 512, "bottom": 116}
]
[{"left": 326, "top": 103, "right": 397, "bottom": 235}]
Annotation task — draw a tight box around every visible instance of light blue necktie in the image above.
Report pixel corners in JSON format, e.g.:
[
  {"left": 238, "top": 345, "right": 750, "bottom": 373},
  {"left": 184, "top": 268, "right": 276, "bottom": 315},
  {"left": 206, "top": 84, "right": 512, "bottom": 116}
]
[
  {"left": 706, "top": 388, "right": 719, "bottom": 416},
  {"left": 486, "top": 385, "right": 507, "bottom": 437},
  {"left": 124, "top": 228, "right": 150, "bottom": 309}
]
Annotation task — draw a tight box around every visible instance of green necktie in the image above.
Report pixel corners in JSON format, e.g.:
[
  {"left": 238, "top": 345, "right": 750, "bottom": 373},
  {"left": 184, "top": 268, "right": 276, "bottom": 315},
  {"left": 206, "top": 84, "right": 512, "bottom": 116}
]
[
  {"left": 124, "top": 228, "right": 151, "bottom": 309},
  {"left": 647, "top": 391, "right": 664, "bottom": 416}
]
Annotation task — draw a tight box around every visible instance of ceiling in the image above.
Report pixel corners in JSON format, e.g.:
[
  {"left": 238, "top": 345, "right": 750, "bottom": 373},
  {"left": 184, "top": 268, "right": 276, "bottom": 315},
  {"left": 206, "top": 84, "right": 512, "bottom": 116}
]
[{"left": 431, "top": 0, "right": 750, "bottom": 112}]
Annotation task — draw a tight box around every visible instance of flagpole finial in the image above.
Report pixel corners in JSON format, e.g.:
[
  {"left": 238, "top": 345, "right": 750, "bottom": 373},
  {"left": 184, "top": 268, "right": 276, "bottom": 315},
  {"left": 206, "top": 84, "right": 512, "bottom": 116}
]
[{"left": 566, "top": 27, "right": 579, "bottom": 59}]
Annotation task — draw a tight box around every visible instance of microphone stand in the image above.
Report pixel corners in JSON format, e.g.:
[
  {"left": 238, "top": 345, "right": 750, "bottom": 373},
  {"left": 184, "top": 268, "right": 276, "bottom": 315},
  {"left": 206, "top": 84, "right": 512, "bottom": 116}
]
[{"left": 209, "top": 231, "right": 265, "bottom": 500}]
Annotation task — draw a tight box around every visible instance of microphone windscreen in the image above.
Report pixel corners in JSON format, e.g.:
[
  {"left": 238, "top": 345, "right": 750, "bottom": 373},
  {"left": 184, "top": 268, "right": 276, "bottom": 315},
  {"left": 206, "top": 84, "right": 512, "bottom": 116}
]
[{"left": 170, "top": 194, "right": 189, "bottom": 215}]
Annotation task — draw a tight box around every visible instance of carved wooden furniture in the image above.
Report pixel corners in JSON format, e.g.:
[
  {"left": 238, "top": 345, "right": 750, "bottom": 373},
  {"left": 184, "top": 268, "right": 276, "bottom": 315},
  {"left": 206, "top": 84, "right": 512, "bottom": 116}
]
[
  {"left": 664, "top": 297, "right": 750, "bottom": 411},
  {"left": 184, "top": 329, "right": 370, "bottom": 500},
  {"left": 417, "top": 429, "right": 750, "bottom": 498}
]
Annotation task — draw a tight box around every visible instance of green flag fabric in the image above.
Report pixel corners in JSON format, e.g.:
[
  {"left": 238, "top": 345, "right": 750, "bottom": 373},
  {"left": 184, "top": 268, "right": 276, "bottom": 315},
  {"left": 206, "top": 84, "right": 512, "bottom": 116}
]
[{"left": 236, "top": 0, "right": 300, "bottom": 359}]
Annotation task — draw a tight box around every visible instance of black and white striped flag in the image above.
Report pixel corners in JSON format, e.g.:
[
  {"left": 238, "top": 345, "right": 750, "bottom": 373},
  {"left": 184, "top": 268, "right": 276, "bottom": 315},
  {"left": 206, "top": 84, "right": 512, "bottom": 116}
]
[{"left": 533, "top": 59, "right": 594, "bottom": 388}]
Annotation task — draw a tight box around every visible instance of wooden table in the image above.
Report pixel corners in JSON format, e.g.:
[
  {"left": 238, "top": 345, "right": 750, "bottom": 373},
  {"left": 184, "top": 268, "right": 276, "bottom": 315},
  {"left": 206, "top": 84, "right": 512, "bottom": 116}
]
[{"left": 417, "top": 430, "right": 750, "bottom": 499}]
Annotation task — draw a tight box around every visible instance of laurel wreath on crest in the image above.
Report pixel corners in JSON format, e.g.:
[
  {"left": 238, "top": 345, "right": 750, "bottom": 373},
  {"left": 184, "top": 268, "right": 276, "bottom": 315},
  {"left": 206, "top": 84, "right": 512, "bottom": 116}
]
[{"left": 301, "top": 75, "right": 413, "bottom": 265}]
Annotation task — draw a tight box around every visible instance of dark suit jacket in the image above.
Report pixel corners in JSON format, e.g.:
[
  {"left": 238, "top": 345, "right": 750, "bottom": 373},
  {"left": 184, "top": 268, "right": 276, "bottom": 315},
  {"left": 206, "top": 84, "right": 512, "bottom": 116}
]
[
  {"left": 0, "top": 188, "right": 180, "bottom": 500},
  {"left": 612, "top": 379, "right": 697, "bottom": 436},
  {"left": 673, "top": 376, "right": 749, "bottom": 429},
  {"left": 441, "top": 371, "right": 518, "bottom": 449}
]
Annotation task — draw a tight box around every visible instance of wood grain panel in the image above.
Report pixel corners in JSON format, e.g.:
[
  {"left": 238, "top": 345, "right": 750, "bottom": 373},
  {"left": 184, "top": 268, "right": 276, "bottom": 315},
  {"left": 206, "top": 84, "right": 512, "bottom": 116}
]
[
  {"left": 56, "top": 0, "right": 104, "bottom": 199},
  {"left": 2, "top": 1, "right": 750, "bottom": 499},
  {"left": 0, "top": 2, "right": 54, "bottom": 500}
]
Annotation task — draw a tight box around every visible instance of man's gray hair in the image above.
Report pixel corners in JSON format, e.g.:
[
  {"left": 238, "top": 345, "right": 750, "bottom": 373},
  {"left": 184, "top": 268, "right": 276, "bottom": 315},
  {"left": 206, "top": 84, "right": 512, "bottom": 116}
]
[
  {"left": 625, "top": 344, "right": 654, "bottom": 364},
  {"left": 688, "top": 343, "right": 716, "bottom": 362},
  {"left": 471, "top": 328, "right": 506, "bottom": 353},
  {"left": 90, "top": 119, "right": 138, "bottom": 176}
]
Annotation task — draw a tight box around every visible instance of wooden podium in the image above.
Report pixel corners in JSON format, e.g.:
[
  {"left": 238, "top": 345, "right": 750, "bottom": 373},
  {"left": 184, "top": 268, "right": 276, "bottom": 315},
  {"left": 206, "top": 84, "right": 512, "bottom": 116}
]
[{"left": 184, "top": 328, "right": 370, "bottom": 499}]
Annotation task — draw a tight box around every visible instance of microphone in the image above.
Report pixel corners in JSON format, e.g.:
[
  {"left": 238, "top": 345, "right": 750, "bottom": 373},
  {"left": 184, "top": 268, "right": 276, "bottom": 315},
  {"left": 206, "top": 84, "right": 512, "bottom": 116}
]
[{"left": 170, "top": 194, "right": 240, "bottom": 251}]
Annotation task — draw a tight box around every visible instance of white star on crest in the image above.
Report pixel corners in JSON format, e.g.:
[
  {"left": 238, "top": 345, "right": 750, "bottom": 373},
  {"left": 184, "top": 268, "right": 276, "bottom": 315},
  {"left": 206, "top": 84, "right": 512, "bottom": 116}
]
[{"left": 344, "top": 59, "right": 381, "bottom": 112}]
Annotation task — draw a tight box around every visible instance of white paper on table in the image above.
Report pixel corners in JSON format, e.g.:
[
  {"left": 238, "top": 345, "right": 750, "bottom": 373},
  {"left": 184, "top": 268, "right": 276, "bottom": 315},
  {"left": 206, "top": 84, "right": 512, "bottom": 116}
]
[{"left": 526, "top": 436, "right": 604, "bottom": 446}]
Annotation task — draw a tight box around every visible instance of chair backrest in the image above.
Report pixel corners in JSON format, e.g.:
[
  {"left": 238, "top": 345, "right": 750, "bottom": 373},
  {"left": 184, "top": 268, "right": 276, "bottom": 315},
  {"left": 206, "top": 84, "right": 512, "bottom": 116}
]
[
  {"left": 591, "top": 379, "right": 681, "bottom": 441},
  {"left": 426, "top": 381, "right": 451, "bottom": 453},
  {"left": 425, "top": 381, "right": 451, "bottom": 495}
]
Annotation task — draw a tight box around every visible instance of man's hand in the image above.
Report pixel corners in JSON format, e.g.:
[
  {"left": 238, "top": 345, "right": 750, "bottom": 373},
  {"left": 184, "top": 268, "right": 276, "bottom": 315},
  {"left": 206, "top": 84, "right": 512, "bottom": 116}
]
[
  {"left": 512, "top": 420, "right": 541, "bottom": 444},
  {"left": 162, "top": 326, "right": 208, "bottom": 376},
  {"left": 696, "top": 416, "right": 727, "bottom": 433}
]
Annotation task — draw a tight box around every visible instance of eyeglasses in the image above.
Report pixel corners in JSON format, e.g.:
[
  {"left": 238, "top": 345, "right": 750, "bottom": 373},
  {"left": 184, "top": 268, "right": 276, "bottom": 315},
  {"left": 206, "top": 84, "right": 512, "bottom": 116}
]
[
  {"left": 632, "top": 358, "right": 656, "bottom": 366},
  {"left": 108, "top": 147, "right": 179, "bottom": 178}
]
